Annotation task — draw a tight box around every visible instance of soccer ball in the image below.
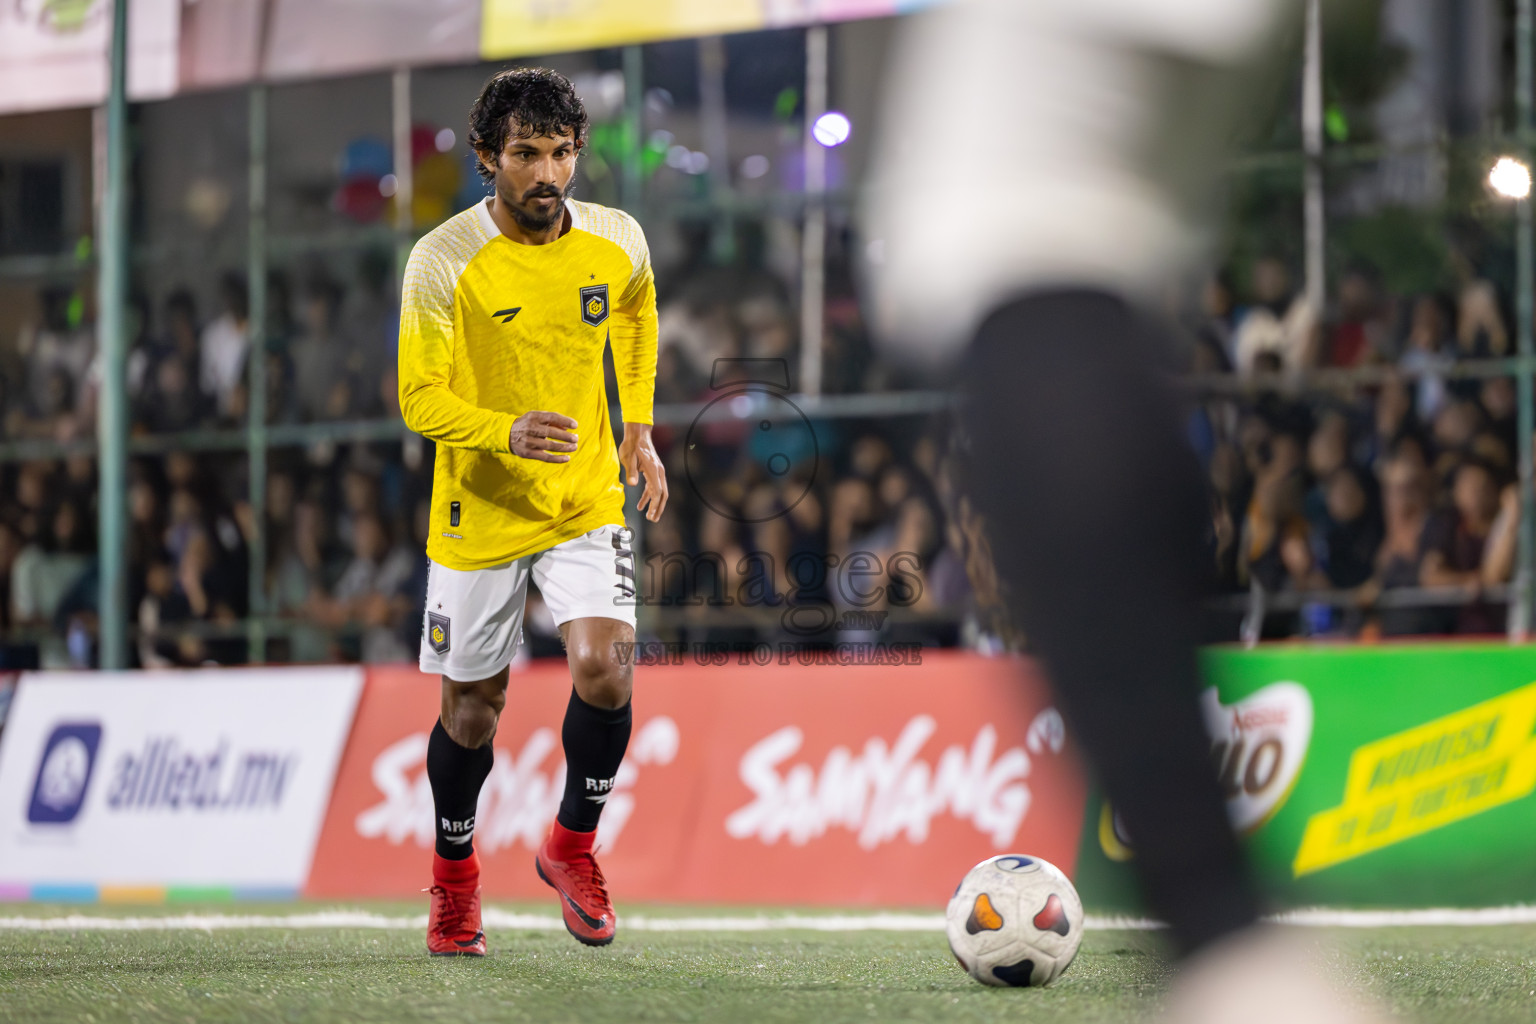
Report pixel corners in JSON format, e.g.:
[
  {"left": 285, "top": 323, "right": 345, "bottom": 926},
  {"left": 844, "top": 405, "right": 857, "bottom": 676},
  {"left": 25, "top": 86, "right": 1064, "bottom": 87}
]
[{"left": 946, "top": 854, "right": 1084, "bottom": 988}]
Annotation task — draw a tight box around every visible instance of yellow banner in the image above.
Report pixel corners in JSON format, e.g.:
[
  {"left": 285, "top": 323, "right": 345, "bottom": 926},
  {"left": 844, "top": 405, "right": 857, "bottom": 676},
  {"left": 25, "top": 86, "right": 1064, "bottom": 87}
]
[
  {"left": 1293, "top": 681, "right": 1536, "bottom": 876},
  {"left": 482, "top": 0, "right": 764, "bottom": 58}
]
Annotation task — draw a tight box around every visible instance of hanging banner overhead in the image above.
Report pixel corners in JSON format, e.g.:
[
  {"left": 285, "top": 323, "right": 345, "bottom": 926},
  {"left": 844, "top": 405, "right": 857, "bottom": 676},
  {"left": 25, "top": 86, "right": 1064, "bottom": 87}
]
[
  {"left": 0, "top": 0, "right": 179, "bottom": 116},
  {"left": 480, "top": 1, "right": 945, "bottom": 58},
  {"left": 174, "top": 0, "right": 263, "bottom": 92},
  {"left": 0, "top": 0, "right": 948, "bottom": 114},
  {"left": 481, "top": 0, "right": 760, "bottom": 57},
  {"left": 261, "top": 0, "right": 482, "bottom": 83}
]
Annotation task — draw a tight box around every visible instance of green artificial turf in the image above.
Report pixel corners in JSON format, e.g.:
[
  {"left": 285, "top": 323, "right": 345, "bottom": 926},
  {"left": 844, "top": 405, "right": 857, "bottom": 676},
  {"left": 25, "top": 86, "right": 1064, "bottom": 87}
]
[{"left": 0, "top": 905, "right": 1532, "bottom": 1023}]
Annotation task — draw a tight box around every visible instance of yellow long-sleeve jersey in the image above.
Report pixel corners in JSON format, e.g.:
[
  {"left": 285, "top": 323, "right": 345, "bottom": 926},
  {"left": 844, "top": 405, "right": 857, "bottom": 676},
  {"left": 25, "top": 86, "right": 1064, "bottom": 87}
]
[{"left": 398, "top": 197, "right": 657, "bottom": 570}]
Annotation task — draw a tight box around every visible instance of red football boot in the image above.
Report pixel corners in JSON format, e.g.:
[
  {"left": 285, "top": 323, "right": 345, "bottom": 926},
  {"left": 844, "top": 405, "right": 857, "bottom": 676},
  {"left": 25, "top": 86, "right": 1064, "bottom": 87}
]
[
  {"left": 535, "top": 822, "right": 616, "bottom": 946},
  {"left": 426, "top": 851, "right": 486, "bottom": 956}
]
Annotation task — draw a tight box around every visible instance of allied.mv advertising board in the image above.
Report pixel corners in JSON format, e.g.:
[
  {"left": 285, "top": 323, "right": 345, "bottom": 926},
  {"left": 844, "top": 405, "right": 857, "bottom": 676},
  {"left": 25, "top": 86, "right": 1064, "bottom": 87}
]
[{"left": 0, "top": 668, "right": 362, "bottom": 896}]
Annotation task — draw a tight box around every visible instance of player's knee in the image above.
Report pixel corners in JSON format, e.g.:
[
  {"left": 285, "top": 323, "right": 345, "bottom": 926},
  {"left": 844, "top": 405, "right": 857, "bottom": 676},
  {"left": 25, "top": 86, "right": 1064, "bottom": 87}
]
[
  {"left": 445, "top": 697, "right": 499, "bottom": 747},
  {"left": 568, "top": 642, "right": 632, "bottom": 709},
  {"left": 442, "top": 681, "right": 504, "bottom": 748}
]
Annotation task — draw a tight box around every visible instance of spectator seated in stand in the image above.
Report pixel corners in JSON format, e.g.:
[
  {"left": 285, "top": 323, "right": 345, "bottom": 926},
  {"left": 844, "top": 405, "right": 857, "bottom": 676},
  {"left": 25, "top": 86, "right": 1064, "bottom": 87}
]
[{"left": 1420, "top": 459, "right": 1514, "bottom": 635}]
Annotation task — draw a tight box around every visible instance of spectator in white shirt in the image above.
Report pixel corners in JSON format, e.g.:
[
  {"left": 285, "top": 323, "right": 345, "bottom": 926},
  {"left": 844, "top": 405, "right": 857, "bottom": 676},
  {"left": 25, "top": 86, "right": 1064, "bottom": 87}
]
[
  {"left": 199, "top": 272, "right": 249, "bottom": 419},
  {"left": 1232, "top": 257, "right": 1318, "bottom": 374}
]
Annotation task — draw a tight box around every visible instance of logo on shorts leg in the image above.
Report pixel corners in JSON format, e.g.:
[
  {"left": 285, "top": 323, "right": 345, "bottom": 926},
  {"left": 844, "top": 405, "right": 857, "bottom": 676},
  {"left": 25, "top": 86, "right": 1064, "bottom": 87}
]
[
  {"left": 611, "top": 527, "right": 636, "bottom": 604},
  {"left": 428, "top": 612, "right": 451, "bottom": 655},
  {"left": 580, "top": 283, "right": 609, "bottom": 327}
]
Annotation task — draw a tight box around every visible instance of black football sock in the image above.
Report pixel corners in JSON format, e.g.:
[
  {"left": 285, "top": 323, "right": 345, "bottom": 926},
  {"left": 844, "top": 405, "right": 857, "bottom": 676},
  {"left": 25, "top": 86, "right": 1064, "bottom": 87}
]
[
  {"left": 960, "top": 288, "right": 1263, "bottom": 959},
  {"left": 556, "top": 689, "right": 633, "bottom": 833},
  {"left": 427, "top": 719, "right": 494, "bottom": 861}
]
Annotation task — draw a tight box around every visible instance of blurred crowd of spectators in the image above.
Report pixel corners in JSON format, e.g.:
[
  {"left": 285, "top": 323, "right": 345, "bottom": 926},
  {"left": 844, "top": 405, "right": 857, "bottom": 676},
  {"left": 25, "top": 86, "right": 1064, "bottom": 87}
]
[
  {"left": 2, "top": 240, "right": 1528, "bottom": 666},
  {"left": 0, "top": 424, "right": 985, "bottom": 669},
  {"left": 2, "top": 251, "right": 402, "bottom": 444},
  {"left": 0, "top": 236, "right": 892, "bottom": 444},
  {"left": 0, "top": 237, "right": 986, "bottom": 668},
  {"left": 0, "top": 444, "right": 434, "bottom": 669},
  {"left": 1191, "top": 256, "right": 1522, "bottom": 638}
]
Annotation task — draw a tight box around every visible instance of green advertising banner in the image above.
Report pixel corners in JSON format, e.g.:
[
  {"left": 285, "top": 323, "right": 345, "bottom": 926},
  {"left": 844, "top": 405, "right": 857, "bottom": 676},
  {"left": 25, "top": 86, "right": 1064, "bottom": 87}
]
[{"left": 1074, "top": 643, "right": 1536, "bottom": 911}]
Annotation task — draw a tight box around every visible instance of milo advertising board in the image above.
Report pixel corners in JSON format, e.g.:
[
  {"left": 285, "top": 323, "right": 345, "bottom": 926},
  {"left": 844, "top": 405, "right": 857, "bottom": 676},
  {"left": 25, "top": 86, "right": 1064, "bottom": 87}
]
[{"left": 1075, "top": 643, "right": 1536, "bottom": 910}]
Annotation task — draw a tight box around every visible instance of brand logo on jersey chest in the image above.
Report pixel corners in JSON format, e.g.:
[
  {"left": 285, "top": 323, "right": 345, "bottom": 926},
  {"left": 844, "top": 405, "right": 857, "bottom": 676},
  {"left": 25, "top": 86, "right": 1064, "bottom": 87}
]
[{"left": 580, "top": 283, "right": 609, "bottom": 326}]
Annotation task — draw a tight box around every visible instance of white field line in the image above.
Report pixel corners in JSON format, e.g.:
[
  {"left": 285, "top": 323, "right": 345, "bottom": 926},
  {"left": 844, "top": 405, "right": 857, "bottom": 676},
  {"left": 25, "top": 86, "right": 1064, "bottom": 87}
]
[
  {"left": 1270, "top": 906, "right": 1536, "bottom": 928},
  {"left": 0, "top": 906, "right": 1532, "bottom": 933}
]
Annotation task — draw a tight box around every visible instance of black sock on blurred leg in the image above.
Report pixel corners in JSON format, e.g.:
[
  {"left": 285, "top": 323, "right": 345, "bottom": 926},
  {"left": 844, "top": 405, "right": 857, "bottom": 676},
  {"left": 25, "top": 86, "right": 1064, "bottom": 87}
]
[
  {"left": 427, "top": 719, "right": 494, "bottom": 861},
  {"left": 960, "top": 288, "right": 1262, "bottom": 958}
]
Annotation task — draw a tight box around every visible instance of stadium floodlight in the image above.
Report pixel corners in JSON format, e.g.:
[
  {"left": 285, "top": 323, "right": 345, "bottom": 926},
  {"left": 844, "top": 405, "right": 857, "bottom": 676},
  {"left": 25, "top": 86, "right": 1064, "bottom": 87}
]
[
  {"left": 812, "top": 111, "right": 852, "bottom": 148},
  {"left": 1490, "top": 156, "right": 1532, "bottom": 200}
]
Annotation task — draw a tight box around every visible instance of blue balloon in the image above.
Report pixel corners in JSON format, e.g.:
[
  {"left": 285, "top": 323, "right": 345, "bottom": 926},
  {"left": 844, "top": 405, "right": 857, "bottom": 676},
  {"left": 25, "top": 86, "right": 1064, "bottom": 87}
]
[
  {"left": 454, "top": 149, "right": 492, "bottom": 212},
  {"left": 340, "top": 137, "right": 392, "bottom": 180}
]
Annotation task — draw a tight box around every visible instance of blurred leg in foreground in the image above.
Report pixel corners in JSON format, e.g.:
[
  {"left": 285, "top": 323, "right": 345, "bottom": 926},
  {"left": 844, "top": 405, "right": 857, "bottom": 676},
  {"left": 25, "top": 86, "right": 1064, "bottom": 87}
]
[
  {"left": 870, "top": 0, "right": 1390, "bottom": 1019},
  {"left": 963, "top": 290, "right": 1260, "bottom": 956}
]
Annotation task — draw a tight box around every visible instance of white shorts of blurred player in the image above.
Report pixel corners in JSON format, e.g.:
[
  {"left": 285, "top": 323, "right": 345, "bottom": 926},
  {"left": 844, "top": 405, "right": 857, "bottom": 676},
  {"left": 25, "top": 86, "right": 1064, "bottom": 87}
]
[
  {"left": 418, "top": 524, "right": 638, "bottom": 681},
  {"left": 866, "top": 0, "right": 1293, "bottom": 366}
]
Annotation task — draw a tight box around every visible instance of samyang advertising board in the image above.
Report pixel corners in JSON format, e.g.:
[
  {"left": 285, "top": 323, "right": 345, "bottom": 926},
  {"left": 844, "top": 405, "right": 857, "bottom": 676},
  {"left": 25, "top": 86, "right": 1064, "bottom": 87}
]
[
  {"left": 308, "top": 652, "right": 1089, "bottom": 905},
  {"left": 0, "top": 668, "right": 362, "bottom": 894}
]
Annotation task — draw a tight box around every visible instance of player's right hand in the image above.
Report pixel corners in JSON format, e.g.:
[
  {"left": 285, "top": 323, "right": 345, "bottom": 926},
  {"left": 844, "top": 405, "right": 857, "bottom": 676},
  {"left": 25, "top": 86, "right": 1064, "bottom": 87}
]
[{"left": 509, "top": 411, "right": 579, "bottom": 463}]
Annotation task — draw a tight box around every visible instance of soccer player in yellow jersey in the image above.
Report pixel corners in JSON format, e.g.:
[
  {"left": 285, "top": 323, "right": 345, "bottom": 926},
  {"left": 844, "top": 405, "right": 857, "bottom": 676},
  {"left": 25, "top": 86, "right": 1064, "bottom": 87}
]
[{"left": 399, "top": 68, "right": 667, "bottom": 955}]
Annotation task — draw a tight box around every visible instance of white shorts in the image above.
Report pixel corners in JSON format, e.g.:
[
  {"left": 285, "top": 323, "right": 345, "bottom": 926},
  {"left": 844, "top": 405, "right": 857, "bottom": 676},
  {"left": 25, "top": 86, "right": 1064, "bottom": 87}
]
[
  {"left": 419, "top": 524, "right": 638, "bottom": 680},
  {"left": 867, "top": 0, "right": 1288, "bottom": 364}
]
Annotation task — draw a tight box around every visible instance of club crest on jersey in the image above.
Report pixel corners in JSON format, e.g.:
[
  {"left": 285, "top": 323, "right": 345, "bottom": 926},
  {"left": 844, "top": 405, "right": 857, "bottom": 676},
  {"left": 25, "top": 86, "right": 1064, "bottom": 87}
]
[
  {"left": 580, "top": 283, "right": 609, "bottom": 327},
  {"left": 427, "top": 612, "right": 451, "bottom": 654}
]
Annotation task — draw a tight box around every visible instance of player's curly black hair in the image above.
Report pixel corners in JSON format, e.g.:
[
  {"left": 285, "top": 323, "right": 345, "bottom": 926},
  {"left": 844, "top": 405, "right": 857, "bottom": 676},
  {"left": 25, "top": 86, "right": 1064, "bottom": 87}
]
[{"left": 467, "top": 67, "right": 589, "bottom": 184}]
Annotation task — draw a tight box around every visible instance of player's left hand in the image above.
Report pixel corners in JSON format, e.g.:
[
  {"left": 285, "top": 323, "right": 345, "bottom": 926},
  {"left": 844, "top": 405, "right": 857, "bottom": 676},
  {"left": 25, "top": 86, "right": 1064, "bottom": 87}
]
[{"left": 619, "top": 422, "right": 668, "bottom": 522}]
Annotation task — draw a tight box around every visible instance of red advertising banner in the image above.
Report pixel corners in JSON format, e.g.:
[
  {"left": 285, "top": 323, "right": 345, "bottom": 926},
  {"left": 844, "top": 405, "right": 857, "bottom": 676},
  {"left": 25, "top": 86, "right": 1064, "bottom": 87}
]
[{"left": 308, "top": 651, "right": 1087, "bottom": 906}]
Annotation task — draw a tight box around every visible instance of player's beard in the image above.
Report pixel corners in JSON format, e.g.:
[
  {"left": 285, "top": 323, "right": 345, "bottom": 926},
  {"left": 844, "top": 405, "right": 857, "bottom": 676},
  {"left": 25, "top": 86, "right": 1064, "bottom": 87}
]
[{"left": 503, "top": 178, "right": 576, "bottom": 233}]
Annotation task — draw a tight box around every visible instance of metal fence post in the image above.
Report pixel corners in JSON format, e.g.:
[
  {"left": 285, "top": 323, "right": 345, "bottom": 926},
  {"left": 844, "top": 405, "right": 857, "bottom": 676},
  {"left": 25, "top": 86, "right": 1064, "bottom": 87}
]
[
  {"left": 1515, "top": 0, "right": 1535, "bottom": 641},
  {"left": 622, "top": 45, "right": 645, "bottom": 214},
  {"left": 96, "top": 0, "right": 130, "bottom": 670},
  {"left": 392, "top": 67, "right": 414, "bottom": 274},
  {"left": 1302, "top": 0, "right": 1325, "bottom": 317},
  {"left": 698, "top": 36, "right": 733, "bottom": 263},
  {"left": 247, "top": 84, "right": 269, "bottom": 662},
  {"left": 799, "top": 24, "right": 828, "bottom": 398}
]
